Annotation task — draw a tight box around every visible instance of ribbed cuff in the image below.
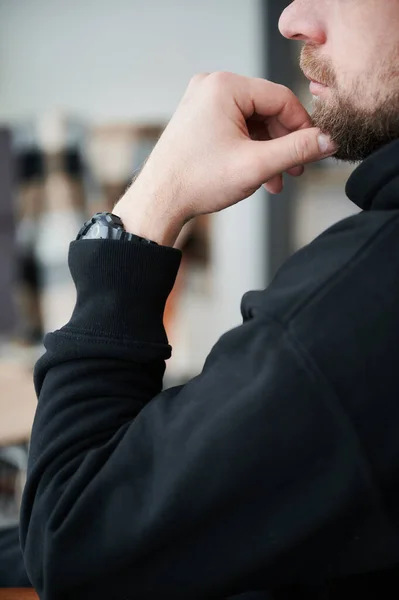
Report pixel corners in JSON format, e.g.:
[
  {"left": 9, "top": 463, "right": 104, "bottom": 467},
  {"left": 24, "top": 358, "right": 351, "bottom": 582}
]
[{"left": 63, "top": 239, "right": 182, "bottom": 346}]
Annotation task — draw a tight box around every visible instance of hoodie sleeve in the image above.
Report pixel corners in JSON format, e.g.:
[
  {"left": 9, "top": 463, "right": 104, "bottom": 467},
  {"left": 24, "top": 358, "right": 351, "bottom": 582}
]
[{"left": 20, "top": 239, "right": 377, "bottom": 600}]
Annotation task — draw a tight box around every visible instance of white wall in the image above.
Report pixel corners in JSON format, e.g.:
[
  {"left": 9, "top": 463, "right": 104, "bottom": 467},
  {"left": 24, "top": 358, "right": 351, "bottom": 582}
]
[
  {"left": 0, "top": 0, "right": 263, "bottom": 123},
  {"left": 0, "top": 0, "right": 268, "bottom": 368}
]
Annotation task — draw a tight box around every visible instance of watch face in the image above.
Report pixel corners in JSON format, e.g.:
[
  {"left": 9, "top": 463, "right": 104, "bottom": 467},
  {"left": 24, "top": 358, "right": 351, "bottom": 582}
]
[
  {"left": 85, "top": 222, "right": 103, "bottom": 239},
  {"left": 77, "top": 212, "right": 124, "bottom": 240},
  {"left": 77, "top": 212, "right": 157, "bottom": 244}
]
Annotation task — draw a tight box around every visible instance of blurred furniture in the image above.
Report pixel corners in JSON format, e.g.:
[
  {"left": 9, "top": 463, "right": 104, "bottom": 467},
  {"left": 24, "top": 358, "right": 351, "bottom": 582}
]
[
  {"left": 0, "top": 363, "right": 36, "bottom": 447},
  {"left": 0, "top": 128, "right": 17, "bottom": 335},
  {"left": 0, "top": 445, "right": 28, "bottom": 527},
  {"left": 0, "top": 590, "right": 38, "bottom": 599},
  {"left": 87, "top": 123, "right": 164, "bottom": 211}
]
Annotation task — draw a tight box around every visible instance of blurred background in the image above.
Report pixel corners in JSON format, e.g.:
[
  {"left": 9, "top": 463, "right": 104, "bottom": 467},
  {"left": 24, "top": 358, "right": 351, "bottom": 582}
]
[{"left": 0, "top": 0, "right": 359, "bottom": 526}]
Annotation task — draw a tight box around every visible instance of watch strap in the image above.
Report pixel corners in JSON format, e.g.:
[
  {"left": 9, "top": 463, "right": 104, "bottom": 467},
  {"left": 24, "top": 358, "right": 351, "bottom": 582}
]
[{"left": 76, "top": 212, "right": 158, "bottom": 245}]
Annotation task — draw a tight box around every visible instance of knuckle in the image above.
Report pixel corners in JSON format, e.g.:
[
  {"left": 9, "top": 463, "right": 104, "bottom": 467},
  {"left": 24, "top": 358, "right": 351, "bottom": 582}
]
[
  {"left": 189, "top": 72, "right": 209, "bottom": 87},
  {"left": 201, "top": 72, "right": 234, "bottom": 105},
  {"left": 207, "top": 71, "right": 233, "bottom": 88},
  {"left": 292, "top": 135, "right": 314, "bottom": 164},
  {"left": 276, "top": 83, "right": 293, "bottom": 99},
  {"left": 275, "top": 84, "right": 299, "bottom": 112}
]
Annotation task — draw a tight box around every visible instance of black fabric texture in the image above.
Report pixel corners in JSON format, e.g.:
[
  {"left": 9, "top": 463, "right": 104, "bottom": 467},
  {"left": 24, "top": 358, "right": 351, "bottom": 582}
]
[
  {"left": 0, "top": 526, "right": 31, "bottom": 587},
  {"left": 20, "top": 139, "right": 399, "bottom": 599}
]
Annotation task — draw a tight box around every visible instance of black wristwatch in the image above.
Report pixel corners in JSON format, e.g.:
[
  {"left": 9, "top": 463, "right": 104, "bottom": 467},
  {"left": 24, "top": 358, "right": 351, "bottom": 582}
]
[{"left": 76, "top": 212, "right": 158, "bottom": 245}]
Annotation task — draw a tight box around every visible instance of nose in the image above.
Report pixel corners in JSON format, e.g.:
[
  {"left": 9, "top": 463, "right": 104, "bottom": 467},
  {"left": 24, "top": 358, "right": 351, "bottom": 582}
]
[{"left": 278, "top": 1, "right": 326, "bottom": 44}]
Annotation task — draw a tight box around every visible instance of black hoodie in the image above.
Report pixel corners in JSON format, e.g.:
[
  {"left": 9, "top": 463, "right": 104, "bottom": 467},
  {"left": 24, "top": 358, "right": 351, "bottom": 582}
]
[{"left": 21, "top": 140, "right": 399, "bottom": 599}]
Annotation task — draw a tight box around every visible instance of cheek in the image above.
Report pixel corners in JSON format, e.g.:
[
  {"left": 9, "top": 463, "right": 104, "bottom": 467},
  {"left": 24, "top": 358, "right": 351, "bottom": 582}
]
[
  {"left": 332, "top": 46, "right": 380, "bottom": 100},
  {"left": 332, "top": 11, "right": 396, "bottom": 87}
]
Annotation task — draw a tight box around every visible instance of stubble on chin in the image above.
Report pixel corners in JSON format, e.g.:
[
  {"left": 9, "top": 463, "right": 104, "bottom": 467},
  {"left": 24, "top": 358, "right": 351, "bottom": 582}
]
[
  {"left": 310, "top": 81, "right": 399, "bottom": 163},
  {"left": 301, "top": 44, "right": 399, "bottom": 163}
]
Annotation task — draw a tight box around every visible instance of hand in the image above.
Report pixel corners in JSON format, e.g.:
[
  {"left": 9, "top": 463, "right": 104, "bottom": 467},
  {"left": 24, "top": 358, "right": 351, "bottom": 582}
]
[{"left": 114, "top": 72, "right": 337, "bottom": 246}]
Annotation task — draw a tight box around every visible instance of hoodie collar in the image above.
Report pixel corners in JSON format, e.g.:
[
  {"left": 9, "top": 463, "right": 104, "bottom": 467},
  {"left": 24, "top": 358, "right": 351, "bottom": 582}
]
[{"left": 345, "top": 139, "right": 399, "bottom": 211}]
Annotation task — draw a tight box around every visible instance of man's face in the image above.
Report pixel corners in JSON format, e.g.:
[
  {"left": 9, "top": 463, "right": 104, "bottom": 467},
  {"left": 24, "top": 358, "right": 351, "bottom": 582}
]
[{"left": 279, "top": 0, "right": 399, "bottom": 162}]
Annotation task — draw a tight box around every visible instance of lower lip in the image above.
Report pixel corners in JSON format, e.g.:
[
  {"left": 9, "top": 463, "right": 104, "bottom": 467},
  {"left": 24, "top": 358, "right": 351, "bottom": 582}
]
[{"left": 309, "top": 81, "right": 328, "bottom": 95}]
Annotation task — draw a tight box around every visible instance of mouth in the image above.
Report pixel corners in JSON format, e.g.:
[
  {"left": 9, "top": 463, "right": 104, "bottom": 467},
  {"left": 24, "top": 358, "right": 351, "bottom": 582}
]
[{"left": 303, "top": 73, "right": 329, "bottom": 96}]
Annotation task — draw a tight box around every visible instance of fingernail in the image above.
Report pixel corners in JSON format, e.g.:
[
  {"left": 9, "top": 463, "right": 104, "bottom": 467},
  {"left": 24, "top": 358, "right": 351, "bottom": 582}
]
[{"left": 318, "top": 134, "right": 336, "bottom": 155}]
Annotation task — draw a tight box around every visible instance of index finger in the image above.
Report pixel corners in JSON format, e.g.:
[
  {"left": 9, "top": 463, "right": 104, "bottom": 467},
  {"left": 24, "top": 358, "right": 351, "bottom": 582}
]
[{"left": 233, "top": 75, "right": 312, "bottom": 133}]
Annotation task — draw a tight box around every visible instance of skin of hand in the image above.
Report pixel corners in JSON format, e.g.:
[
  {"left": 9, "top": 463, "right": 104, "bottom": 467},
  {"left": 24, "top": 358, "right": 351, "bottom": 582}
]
[{"left": 114, "top": 72, "right": 337, "bottom": 247}]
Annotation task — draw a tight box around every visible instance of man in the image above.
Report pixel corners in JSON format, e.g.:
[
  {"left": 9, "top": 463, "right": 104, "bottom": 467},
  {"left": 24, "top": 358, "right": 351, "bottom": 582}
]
[{"left": 19, "top": 0, "right": 399, "bottom": 598}]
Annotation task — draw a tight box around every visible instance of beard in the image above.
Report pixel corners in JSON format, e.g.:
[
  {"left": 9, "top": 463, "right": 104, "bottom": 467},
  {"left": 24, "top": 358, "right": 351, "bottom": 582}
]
[{"left": 300, "top": 45, "right": 399, "bottom": 163}]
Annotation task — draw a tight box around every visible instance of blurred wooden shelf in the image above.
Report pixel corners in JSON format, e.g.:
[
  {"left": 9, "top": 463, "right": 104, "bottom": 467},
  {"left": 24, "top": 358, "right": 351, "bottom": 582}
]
[
  {"left": 0, "top": 363, "right": 37, "bottom": 446},
  {"left": 0, "top": 590, "right": 38, "bottom": 599}
]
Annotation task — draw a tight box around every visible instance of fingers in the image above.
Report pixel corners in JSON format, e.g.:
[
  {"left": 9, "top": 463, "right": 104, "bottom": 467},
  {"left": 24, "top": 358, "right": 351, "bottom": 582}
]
[
  {"left": 263, "top": 168, "right": 303, "bottom": 195},
  {"left": 197, "top": 72, "right": 312, "bottom": 133},
  {"left": 248, "top": 128, "right": 336, "bottom": 184},
  {"left": 267, "top": 118, "right": 305, "bottom": 178},
  {"left": 237, "top": 76, "right": 313, "bottom": 132},
  {"left": 287, "top": 165, "right": 305, "bottom": 177},
  {"left": 264, "top": 175, "right": 283, "bottom": 194},
  {"left": 247, "top": 115, "right": 304, "bottom": 192},
  {"left": 248, "top": 116, "right": 306, "bottom": 189}
]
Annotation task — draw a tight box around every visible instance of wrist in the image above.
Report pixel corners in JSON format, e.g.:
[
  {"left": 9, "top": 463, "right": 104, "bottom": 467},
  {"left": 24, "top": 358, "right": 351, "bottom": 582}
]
[{"left": 114, "top": 181, "right": 185, "bottom": 248}]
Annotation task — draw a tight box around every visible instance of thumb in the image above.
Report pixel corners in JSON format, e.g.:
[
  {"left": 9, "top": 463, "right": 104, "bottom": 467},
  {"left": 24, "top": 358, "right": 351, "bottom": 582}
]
[{"left": 253, "top": 128, "right": 337, "bottom": 182}]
